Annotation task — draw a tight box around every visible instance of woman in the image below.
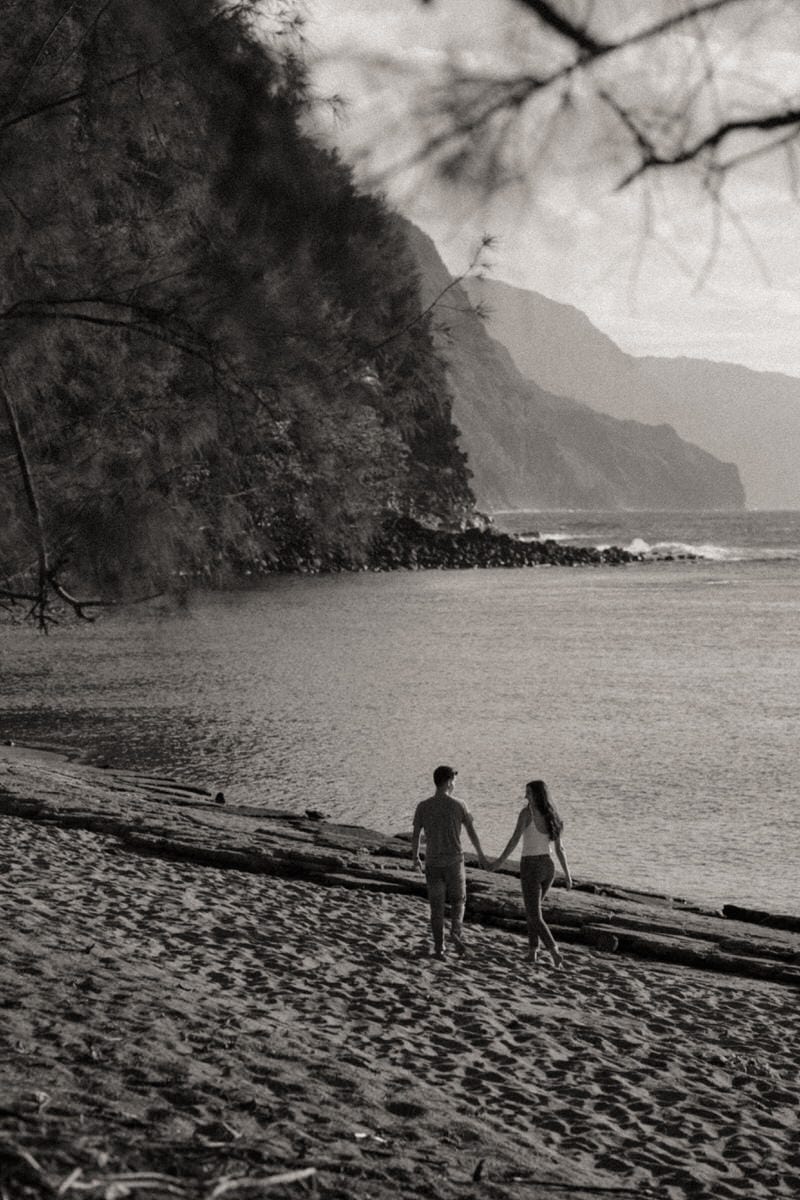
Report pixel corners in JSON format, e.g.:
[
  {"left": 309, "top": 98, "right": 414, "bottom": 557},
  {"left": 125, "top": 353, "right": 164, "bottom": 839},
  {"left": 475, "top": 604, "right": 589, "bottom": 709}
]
[{"left": 491, "top": 779, "right": 572, "bottom": 967}]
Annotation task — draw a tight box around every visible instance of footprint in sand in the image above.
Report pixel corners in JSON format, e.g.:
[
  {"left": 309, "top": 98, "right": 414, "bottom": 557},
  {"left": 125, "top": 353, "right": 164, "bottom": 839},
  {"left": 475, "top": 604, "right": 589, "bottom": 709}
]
[
  {"left": 651, "top": 1086, "right": 687, "bottom": 1105},
  {"left": 385, "top": 1099, "right": 427, "bottom": 1119},
  {"left": 498, "top": 1084, "right": 535, "bottom": 1107},
  {"left": 644, "top": 1054, "right": 673, "bottom": 1072},
  {"left": 657, "top": 1119, "right": 689, "bottom": 1139},
  {"left": 430, "top": 1034, "right": 469, "bottom": 1054},
  {"left": 594, "top": 1151, "right": 637, "bottom": 1174},
  {"left": 149, "top": 1069, "right": 202, "bottom": 1104},
  {"left": 535, "top": 1113, "right": 570, "bottom": 1136},
  {"left": 624, "top": 1068, "right": 651, "bottom": 1086},
  {"left": 486, "top": 1052, "right": 517, "bottom": 1071},
  {"left": 625, "top": 1098, "right": 655, "bottom": 1115},
  {"left": 594, "top": 1101, "right": 633, "bottom": 1127}
]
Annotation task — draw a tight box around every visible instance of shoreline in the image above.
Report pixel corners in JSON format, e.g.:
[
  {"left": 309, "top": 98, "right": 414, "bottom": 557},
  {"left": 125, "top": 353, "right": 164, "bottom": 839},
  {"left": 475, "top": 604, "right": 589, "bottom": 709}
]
[
  {"left": 367, "top": 515, "right": 649, "bottom": 572},
  {"left": 3, "top": 739, "right": 799, "bottom": 933},
  {"left": 1, "top": 746, "right": 798, "bottom": 984},
  {"left": 1, "top": 746, "right": 798, "bottom": 1199}
]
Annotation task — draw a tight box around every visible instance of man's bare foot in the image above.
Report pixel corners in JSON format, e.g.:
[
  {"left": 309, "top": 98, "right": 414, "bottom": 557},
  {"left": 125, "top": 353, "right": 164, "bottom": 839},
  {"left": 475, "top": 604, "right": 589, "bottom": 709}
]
[{"left": 451, "top": 933, "right": 467, "bottom": 957}]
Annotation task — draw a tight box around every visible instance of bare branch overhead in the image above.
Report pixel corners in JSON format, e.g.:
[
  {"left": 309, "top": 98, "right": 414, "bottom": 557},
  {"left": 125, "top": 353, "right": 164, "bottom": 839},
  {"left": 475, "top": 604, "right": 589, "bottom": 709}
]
[{"left": 355, "top": 1, "right": 800, "bottom": 193}]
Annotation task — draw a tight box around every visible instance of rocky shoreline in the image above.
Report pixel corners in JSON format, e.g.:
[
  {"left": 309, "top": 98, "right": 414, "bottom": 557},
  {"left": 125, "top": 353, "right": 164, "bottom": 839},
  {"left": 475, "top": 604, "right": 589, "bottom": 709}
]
[
  {"left": 367, "top": 516, "right": 645, "bottom": 571},
  {"left": 0, "top": 518, "right": 688, "bottom": 626},
  {"left": 277, "top": 514, "right": 699, "bottom": 575}
]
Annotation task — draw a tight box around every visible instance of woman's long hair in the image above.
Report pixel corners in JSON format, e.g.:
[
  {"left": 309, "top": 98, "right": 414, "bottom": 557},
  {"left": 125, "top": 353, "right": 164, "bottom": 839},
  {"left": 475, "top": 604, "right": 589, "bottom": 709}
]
[{"left": 527, "top": 779, "right": 563, "bottom": 840}]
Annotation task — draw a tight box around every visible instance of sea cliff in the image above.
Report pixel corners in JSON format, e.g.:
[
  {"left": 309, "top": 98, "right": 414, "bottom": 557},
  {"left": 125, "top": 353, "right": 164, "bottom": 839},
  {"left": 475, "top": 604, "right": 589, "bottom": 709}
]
[{"left": 405, "top": 222, "right": 746, "bottom": 513}]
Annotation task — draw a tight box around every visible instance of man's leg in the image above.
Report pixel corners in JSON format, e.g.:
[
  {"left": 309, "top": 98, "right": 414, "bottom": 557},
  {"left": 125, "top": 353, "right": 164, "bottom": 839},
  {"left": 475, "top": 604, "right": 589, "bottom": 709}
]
[
  {"left": 446, "top": 859, "right": 467, "bottom": 954},
  {"left": 426, "top": 868, "right": 447, "bottom": 957}
]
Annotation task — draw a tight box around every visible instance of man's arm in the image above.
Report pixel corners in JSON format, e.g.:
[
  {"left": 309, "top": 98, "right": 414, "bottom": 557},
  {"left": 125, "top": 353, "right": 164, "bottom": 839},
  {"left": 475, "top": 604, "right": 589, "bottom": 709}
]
[
  {"left": 464, "top": 818, "right": 488, "bottom": 870},
  {"left": 411, "top": 808, "right": 424, "bottom": 872},
  {"left": 491, "top": 811, "right": 527, "bottom": 870}
]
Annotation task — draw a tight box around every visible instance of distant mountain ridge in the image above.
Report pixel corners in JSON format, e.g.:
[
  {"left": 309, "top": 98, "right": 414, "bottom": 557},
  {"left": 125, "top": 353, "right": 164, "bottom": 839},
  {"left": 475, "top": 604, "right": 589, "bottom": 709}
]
[
  {"left": 465, "top": 276, "right": 800, "bottom": 510},
  {"left": 403, "top": 222, "right": 745, "bottom": 513}
]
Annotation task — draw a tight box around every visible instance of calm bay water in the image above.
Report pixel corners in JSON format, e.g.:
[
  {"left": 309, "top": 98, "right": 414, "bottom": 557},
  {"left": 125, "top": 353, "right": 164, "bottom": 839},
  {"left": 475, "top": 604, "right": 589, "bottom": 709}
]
[{"left": 2, "top": 511, "right": 799, "bottom": 916}]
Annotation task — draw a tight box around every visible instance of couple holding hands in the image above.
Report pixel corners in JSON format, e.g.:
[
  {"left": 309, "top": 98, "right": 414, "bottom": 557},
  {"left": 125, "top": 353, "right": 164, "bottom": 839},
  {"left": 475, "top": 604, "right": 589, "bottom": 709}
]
[{"left": 412, "top": 765, "right": 573, "bottom": 965}]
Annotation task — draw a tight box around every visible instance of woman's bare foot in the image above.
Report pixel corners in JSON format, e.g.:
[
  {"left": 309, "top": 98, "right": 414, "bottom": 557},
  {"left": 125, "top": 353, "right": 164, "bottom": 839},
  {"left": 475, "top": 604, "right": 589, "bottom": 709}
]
[{"left": 451, "top": 933, "right": 467, "bottom": 958}]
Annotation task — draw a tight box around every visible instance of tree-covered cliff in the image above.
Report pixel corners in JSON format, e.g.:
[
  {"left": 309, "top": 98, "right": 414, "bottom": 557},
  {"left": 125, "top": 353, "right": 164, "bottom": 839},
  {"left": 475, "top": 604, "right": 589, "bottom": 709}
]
[{"left": 0, "top": 0, "right": 474, "bottom": 624}]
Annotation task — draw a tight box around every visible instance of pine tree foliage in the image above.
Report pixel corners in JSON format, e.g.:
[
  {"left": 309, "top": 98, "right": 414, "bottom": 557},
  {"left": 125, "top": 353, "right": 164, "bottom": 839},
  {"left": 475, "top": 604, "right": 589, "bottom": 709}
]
[{"left": 0, "top": 0, "right": 473, "bottom": 625}]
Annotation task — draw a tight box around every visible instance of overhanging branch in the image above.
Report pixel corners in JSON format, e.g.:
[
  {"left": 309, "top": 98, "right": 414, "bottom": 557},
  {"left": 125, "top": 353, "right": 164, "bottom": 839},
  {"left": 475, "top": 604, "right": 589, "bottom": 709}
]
[{"left": 1, "top": 382, "right": 49, "bottom": 628}]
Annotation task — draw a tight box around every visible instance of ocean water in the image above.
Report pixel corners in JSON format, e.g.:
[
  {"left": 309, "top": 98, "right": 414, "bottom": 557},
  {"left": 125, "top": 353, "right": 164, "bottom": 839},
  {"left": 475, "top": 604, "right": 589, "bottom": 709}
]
[
  {"left": 2, "top": 510, "right": 799, "bottom": 917},
  {"left": 497, "top": 508, "right": 800, "bottom": 563}
]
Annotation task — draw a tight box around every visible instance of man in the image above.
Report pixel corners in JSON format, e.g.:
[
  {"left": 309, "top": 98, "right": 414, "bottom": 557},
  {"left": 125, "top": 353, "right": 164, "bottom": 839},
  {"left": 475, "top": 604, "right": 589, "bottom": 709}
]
[{"left": 412, "top": 765, "right": 487, "bottom": 960}]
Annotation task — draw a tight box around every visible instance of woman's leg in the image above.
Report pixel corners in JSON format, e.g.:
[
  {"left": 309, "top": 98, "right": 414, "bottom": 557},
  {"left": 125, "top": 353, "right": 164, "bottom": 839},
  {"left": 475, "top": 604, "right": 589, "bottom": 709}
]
[
  {"left": 520, "top": 858, "right": 542, "bottom": 956},
  {"left": 521, "top": 857, "right": 561, "bottom": 964}
]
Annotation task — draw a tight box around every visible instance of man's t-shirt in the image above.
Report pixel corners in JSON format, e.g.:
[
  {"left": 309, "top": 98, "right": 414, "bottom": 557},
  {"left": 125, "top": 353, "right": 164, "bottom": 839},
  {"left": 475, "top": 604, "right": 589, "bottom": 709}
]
[{"left": 413, "top": 795, "right": 473, "bottom": 866}]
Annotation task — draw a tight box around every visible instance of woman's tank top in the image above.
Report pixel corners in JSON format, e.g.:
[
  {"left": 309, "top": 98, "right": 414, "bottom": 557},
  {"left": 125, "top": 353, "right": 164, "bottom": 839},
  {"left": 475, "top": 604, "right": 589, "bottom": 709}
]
[{"left": 521, "top": 810, "right": 552, "bottom": 856}]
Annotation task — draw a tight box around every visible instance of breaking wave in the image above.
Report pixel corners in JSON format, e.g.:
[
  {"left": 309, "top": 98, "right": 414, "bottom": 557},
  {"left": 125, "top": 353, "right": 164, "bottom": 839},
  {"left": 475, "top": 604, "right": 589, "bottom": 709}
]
[
  {"left": 620, "top": 538, "right": 800, "bottom": 562},
  {"left": 500, "top": 511, "right": 800, "bottom": 563}
]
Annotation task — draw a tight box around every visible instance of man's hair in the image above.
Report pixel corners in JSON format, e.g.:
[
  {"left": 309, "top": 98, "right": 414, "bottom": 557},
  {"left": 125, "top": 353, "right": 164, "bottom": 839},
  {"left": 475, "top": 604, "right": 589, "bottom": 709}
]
[{"left": 433, "top": 765, "right": 457, "bottom": 787}]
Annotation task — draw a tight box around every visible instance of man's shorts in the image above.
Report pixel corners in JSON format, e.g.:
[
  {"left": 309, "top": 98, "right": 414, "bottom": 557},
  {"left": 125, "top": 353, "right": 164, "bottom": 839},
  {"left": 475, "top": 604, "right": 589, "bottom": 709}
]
[{"left": 424, "top": 856, "right": 466, "bottom": 901}]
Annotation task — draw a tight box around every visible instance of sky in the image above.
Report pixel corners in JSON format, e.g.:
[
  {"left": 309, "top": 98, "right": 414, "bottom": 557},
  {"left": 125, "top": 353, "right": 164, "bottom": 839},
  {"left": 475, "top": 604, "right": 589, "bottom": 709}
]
[{"left": 305, "top": 0, "right": 800, "bottom": 378}]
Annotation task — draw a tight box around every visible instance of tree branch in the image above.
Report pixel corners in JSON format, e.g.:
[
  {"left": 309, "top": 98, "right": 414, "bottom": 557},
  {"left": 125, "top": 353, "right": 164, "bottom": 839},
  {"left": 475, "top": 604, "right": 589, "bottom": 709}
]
[
  {"left": 1, "top": 369, "right": 167, "bottom": 629},
  {"left": 613, "top": 106, "right": 800, "bottom": 188},
  {"left": 0, "top": 9, "right": 235, "bottom": 135},
  {"left": 403, "top": 0, "right": 775, "bottom": 190},
  {"left": 509, "top": 0, "right": 754, "bottom": 62},
  {"left": 507, "top": 0, "right": 610, "bottom": 56},
  {"left": 0, "top": 2, "right": 78, "bottom": 125},
  {"left": 1, "top": 382, "right": 50, "bottom": 629},
  {"left": 0, "top": 295, "right": 285, "bottom": 424}
]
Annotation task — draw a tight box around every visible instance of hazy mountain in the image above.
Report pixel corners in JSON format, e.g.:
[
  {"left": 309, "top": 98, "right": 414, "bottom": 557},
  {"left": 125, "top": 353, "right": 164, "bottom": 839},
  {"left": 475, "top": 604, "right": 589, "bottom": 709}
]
[
  {"left": 465, "top": 276, "right": 800, "bottom": 510},
  {"left": 638, "top": 358, "right": 800, "bottom": 511},
  {"left": 404, "top": 223, "right": 744, "bottom": 512}
]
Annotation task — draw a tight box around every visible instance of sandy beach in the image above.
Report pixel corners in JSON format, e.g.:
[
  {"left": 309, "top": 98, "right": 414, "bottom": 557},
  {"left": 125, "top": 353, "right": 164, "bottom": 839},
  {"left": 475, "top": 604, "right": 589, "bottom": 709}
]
[{"left": 1, "top": 749, "right": 798, "bottom": 1200}]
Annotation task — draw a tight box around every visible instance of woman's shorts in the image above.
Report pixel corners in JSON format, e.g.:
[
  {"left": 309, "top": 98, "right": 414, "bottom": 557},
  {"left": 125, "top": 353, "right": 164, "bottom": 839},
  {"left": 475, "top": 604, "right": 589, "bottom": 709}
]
[{"left": 520, "top": 854, "right": 555, "bottom": 903}]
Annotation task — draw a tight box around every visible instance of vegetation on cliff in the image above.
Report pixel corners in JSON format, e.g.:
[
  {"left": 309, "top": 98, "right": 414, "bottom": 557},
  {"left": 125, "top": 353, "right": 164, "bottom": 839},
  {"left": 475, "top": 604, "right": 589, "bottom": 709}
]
[{"left": 0, "top": 0, "right": 474, "bottom": 627}]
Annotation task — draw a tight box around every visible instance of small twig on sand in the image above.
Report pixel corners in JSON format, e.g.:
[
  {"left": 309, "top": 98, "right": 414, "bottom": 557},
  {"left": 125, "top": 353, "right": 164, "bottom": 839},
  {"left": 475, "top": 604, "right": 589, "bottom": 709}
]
[
  {"left": 207, "top": 1168, "right": 317, "bottom": 1197},
  {"left": 507, "top": 1182, "right": 658, "bottom": 1196},
  {"left": 56, "top": 1166, "right": 319, "bottom": 1199},
  {"left": 57, "top": 1167, "right": 84, "bottom": 1195},
  {"left": 58, "top": 1171, "right": 187, "bottom": 1196},
  {"left": 0, "top": 1139, "right": 53, "bottom": 1193}
]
